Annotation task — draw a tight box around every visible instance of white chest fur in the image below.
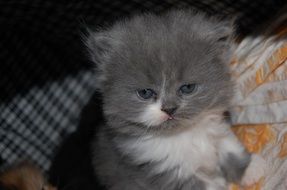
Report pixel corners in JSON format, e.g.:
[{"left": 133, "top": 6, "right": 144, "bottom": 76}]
[{"left": 121, "top": 115, "right": 229, "bottom": 180}]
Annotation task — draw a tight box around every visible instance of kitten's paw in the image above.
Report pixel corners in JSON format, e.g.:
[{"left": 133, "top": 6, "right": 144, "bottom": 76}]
[{"left": 241, "top": 154, "right": 267, "bottom": 187}]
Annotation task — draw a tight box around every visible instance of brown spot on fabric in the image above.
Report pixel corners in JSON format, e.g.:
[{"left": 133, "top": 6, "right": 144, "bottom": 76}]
[
  {"left": 279, "top": 133, "right": 287, "bottom": 158},
  {"left": 0, "top": 161, "right": 57, "bottom": 190}
]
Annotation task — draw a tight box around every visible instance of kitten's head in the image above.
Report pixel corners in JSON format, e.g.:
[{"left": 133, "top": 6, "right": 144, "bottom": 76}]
[{"left": 86, "top": 10, "right": 234, "bottom": 132}]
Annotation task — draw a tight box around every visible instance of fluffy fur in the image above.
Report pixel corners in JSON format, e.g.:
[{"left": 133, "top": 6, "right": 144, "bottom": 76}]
[{"left": 87, "top": 10, "right": 252, "bottom": 190}]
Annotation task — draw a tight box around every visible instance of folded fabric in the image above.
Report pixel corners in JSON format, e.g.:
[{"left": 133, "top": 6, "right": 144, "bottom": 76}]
[{"left": 230, "top": 30, "right": 287, "bottom": 190}]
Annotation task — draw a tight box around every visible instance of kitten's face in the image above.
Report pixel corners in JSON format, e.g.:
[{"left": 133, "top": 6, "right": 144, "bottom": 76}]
[{"left": 87, "top": 11, "right": 233, "bottom": 131}]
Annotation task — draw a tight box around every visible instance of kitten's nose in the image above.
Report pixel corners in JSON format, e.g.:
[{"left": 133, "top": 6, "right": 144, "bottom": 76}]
[{"left": 161, "top": 107, "right": 177, "bottom": 115}]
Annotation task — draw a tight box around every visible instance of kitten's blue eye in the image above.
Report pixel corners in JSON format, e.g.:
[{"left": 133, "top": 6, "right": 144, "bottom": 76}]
[
  {"left": 137, "top": 89, "right": 156, "bottom": 100},
  {"left": 179, "top": 84, "right": 197, "bottom": 95}
]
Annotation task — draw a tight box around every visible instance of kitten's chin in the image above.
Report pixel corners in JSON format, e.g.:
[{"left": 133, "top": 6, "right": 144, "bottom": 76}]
[
  {"left": 158, "top": 119, "right": 178, "bottom": 129},
  {"left": 145, "top": 117, "right": 185, "bottom": 131}
]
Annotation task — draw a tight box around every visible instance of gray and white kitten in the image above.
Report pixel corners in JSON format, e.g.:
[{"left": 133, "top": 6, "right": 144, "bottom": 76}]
[{"left": 86, "top": 10, "right": 257, "bottom": 190}]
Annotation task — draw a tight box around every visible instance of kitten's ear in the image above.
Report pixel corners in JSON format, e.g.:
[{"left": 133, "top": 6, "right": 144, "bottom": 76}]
[
  {"left": 211, "top": 19, "right": 236, "bottom": 62},
  {"left": 85, "top": 30, "right": 116, "bottom": 64},
  {"left": 213, "top": 19, "right": 235, "bottom": 45},
  {"left": 85, "top": 30, "right": 118, "bottom": 90}
]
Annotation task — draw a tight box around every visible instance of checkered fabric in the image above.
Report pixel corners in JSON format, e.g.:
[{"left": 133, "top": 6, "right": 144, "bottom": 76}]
[{"left": 0, "top": 0, "right": 286, "bottom": 171}]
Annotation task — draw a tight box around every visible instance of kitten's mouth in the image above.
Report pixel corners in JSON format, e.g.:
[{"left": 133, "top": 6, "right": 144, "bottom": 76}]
[{"left": 161, "top": 113, "right": 174, "bottom": 122}]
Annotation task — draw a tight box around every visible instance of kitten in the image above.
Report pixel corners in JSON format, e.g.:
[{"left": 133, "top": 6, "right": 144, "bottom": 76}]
[{"left": 86, "top": 10, "right": 261, "bottom": 190}]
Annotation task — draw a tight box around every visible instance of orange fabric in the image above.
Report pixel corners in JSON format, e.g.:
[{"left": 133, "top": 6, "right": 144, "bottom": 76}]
[{"left": 232, "top": 124, "right": 275, "bottom": 154}]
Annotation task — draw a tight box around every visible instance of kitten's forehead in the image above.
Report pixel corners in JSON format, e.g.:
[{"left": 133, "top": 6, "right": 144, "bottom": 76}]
[
  {"left": 104, "top": 11, "right": 231, "bottom": 88},
  {"left": 111, "top": 38, "right": 223, "bottom": 87}
]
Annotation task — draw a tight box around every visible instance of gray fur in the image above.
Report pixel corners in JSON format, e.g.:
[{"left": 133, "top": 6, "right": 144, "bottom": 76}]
[
  {"left": 87, "top": 9, "right": 249, "bottom": 190},
  {"left": 220, "top": 152, "right": 251, "bottom": 183}
]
